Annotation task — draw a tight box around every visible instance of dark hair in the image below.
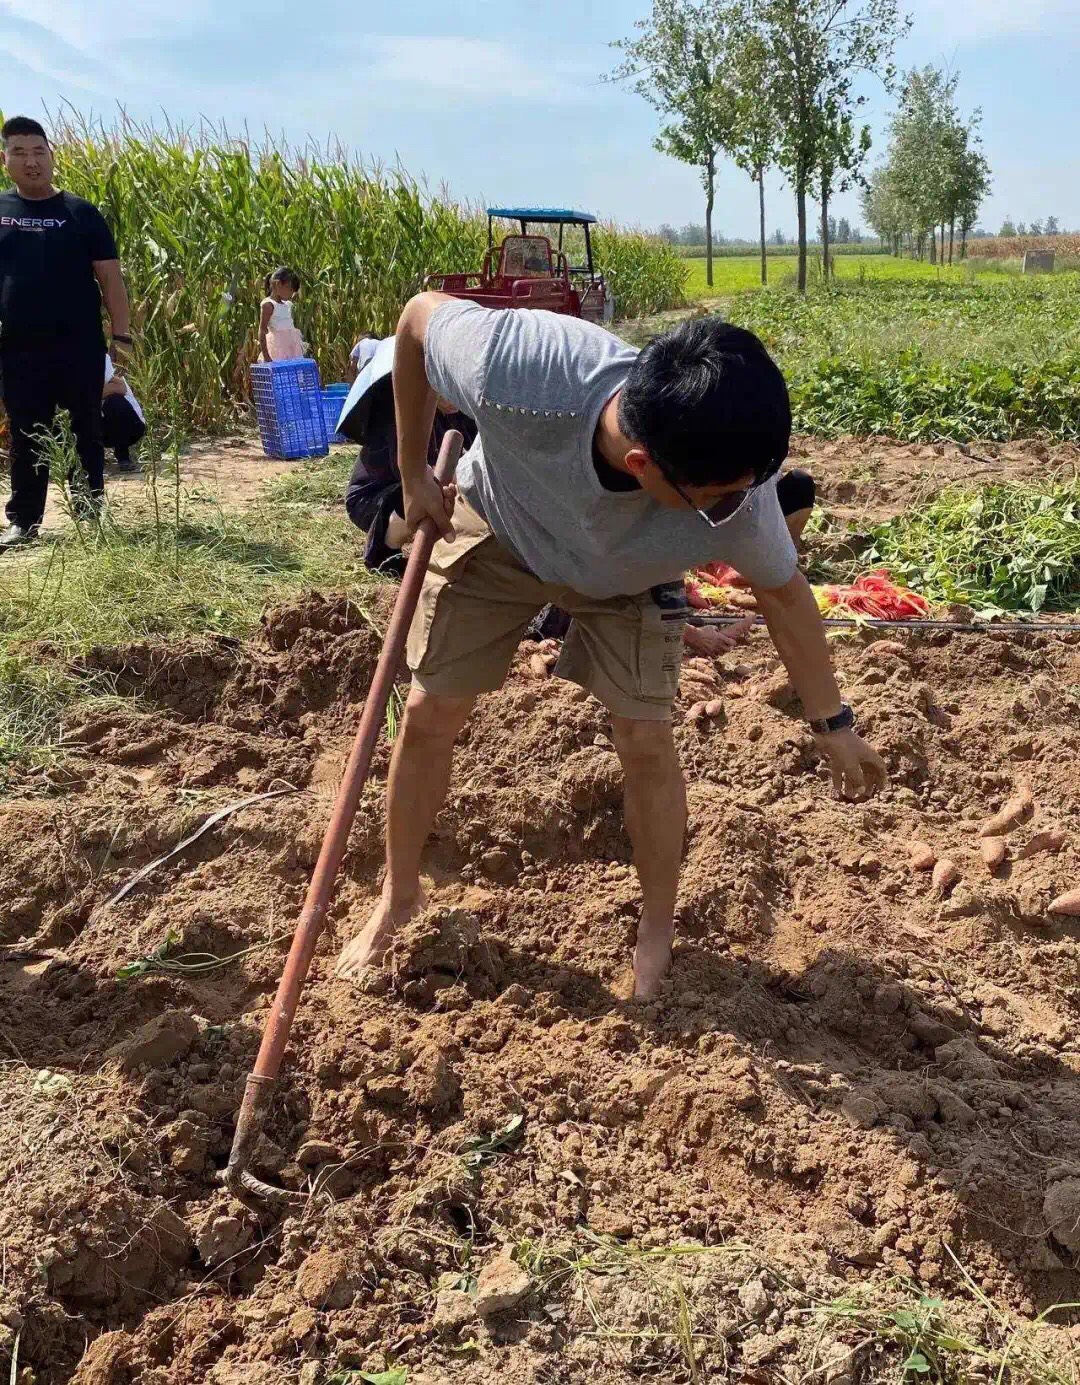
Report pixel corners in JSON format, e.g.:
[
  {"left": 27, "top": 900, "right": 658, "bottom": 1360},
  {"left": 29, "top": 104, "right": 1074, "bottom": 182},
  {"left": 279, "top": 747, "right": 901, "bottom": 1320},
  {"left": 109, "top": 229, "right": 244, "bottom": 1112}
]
[
  {"left": 618, "top": 318, "right": 791, "bottom": 488},
  {"left": 265, "top": 266, "right": 301, "bottom": 295},
  {"left": 2, "top": 116, "right": 49, "bottom": 145}
]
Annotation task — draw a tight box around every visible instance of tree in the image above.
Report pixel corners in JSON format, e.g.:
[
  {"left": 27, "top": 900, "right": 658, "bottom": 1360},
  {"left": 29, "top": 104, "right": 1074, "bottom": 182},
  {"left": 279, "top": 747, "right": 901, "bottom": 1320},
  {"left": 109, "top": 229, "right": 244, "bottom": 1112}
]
[
  {"left": 999, "top": 217, "right": 1017, "bottom": 237},
  {"left": 883, "top": 66, "right": 989, "bottom": 264},
  {"left": 952, "top": 128, "right": 991, "bottom": 258},
  {"left": 610, "top": 0, "right": 745, "bottom": 287},
  {"left": 773, "top": 226, "right": 786, "bottom": 244},
  {"left": 1029, "top": 219, "right": 1044, "bottom": 236},
  {"left": 656, "top": 222, "right": 679, "bottom": 242},
  {"left": 887, "top": 67, "right": 954, "bottom": 261},
  {"left": 837, "top": 215, "right": 852, "bottom": 243},
  {"left": 819, "top": 105, "right": 871, "bottom": 275},
  {"left": 1045, "top": 215, "right": 1060, "bottom": 236},
  {"left": 730, "top": 29, "right": 780, "bottom": 285},
  {"left": 1017, "top": 221, "right": 1028, "bottom": 235},
  {"left": 862, "top": 162, "right": 909, "bottom": 254},
  {"left": 750, "top": 0, "right": 908, "bottom": 293}
]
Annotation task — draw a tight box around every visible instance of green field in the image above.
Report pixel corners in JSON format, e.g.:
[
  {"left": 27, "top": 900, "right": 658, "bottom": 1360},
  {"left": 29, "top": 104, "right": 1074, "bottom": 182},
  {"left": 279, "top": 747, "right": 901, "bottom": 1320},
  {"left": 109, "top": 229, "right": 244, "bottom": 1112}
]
[
  {"left": 683, "top": 253, "right": 981, "bottom": 297},
  {"left": 663, "top": 258, "right": 1080, "bottom": 443}
]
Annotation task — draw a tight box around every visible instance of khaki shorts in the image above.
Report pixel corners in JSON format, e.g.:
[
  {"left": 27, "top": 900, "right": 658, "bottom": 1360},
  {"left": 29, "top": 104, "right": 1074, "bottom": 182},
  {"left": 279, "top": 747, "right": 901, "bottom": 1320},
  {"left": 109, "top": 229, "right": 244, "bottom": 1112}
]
[{"left": 407, "top": 501, "right": 688, "bottom": 720}]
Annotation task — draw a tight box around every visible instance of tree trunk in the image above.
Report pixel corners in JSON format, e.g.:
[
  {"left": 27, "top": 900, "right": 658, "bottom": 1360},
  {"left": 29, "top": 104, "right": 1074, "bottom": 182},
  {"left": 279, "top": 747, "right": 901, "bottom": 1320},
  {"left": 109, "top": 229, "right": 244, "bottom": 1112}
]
[
  {"left": 757, "top": 165, "right": 767, "bottom": 286},
  {"left": 949, "top": 218, "right": 955, "bottom": 265},
  {"left": 940, "top": 222, "right": 946, "bottom": 266},
  {"left": 960, "top": 224, "right": 968, "bottom": 259},
  {"left": 821, "top": 187, "right": 831, "bottom": 280},
  {"left": 705, "top": 152, "right": 715, "bottom": 289},
  {"left": 796, "top": 177, "right": 808, "bottom": 294},
  {"left": 928, "top": 229, "right": 936, "bottom": 264}
]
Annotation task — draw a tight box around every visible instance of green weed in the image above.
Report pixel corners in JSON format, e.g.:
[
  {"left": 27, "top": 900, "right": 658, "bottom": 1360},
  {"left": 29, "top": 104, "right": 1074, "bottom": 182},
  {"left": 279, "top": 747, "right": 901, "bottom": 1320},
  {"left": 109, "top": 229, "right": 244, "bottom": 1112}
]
[{"left": 116, "top": 929, "right": 283, "bottom": 979}]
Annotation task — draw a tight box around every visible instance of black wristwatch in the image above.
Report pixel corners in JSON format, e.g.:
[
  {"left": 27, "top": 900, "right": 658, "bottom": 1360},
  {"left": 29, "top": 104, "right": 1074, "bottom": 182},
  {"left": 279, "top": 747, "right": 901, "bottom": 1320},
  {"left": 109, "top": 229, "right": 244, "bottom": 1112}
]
[{"left": 809, "top": 703, "right": 855, "bottom": 735}]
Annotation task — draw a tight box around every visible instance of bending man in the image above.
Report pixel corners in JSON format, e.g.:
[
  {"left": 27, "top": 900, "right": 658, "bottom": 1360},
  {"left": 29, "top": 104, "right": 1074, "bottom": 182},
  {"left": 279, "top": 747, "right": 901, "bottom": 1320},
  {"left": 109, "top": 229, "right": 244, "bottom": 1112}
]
[{"left": 338, "top": 296, "right": 886, "bottom": 998}]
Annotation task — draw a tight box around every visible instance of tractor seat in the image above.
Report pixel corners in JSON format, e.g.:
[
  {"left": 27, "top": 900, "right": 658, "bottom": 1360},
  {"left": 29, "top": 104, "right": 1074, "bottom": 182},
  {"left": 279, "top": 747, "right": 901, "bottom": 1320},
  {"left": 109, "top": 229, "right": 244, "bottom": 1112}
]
[{"left": 499, "top": 234, "right": 555, "bottom": 279}]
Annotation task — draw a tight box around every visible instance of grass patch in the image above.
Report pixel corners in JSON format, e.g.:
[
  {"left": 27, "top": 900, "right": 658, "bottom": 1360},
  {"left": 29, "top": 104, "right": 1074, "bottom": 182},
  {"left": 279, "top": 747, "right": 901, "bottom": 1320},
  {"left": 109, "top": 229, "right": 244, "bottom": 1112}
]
[
  {"left": 0, "top": 432, "right": 372, "bottom": 788},
  {"left": 0, "top": 469, "right": 370, "bottom": 652},
  {"left": 683, "top": 254, "right": 984, "bottom": 298},
  {"left": 261, "top": 448, "right": 355, "bottom": 509},
  {"left": 0, "top": 654, "right": 95, "bottom": 784}
]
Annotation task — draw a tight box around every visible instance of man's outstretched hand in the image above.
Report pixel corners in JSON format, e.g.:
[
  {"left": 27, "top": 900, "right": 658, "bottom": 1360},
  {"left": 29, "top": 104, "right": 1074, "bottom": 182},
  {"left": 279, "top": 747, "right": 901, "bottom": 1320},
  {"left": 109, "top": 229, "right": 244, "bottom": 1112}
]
[
  {"left": 683, "top": 615, "right": 755, "bottom": 657},
  {"left": 813, "top": 728, "right": 889, "bottom": 801},
  {"left": 402, "top": 470, "right": 456, "bottom": 541}
]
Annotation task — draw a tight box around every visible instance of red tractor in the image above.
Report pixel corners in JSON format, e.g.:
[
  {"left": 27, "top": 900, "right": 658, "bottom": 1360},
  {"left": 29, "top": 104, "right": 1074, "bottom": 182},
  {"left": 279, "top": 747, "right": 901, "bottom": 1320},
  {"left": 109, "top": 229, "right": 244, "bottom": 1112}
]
[{"left": 425, "top": 206, "right": 614, "bottom": 324}]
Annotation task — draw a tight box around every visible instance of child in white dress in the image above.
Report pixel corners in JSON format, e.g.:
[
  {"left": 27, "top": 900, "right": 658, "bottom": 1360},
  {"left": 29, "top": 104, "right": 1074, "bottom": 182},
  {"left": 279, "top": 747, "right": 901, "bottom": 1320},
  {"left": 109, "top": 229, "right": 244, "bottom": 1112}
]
[{"left": 258, "top": 267, "right": 304, "bottom": 361}]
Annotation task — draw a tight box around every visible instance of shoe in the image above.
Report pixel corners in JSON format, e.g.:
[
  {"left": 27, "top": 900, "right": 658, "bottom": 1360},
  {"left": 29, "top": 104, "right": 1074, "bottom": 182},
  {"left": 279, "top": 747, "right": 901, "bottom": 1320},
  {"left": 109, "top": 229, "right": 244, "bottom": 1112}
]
[
  {"left": 0, "top": 522, "right": 36, "bottom": 551},
  {"left": 115, "top": 454, "right": 140, "bottom": 473}
]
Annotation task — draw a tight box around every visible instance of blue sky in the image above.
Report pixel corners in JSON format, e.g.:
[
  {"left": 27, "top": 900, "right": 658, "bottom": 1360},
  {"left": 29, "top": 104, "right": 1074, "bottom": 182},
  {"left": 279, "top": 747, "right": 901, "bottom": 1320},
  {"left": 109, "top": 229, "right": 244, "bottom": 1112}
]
[{"left": 1, "top": 0, "right": 1076, "bottom": 239}]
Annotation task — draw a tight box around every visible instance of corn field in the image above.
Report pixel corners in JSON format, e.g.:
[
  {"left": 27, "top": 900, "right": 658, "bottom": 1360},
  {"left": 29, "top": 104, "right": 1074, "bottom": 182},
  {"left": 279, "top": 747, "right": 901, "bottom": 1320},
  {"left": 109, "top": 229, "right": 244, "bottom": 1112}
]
[
  {"left": 966, "top": 233, "right": 1080, "bottom": 260},
  {"left": 34, "top": 114, "right": 686, "bottom": 431}
]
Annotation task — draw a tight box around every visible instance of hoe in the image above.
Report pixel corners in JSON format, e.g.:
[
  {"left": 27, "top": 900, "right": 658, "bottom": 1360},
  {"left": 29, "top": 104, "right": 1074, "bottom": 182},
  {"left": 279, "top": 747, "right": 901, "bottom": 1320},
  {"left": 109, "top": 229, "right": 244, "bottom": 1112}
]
[{"left": 224, "top": 430, "right": 463, "bottom": 1202}]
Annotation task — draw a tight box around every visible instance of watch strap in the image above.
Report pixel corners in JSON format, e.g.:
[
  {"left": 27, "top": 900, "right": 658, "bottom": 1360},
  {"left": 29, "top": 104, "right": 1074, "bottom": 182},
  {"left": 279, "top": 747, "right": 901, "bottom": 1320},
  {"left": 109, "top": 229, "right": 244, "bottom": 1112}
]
[{"left": 809, "top": 703, "right": 855, "bottom": 735}]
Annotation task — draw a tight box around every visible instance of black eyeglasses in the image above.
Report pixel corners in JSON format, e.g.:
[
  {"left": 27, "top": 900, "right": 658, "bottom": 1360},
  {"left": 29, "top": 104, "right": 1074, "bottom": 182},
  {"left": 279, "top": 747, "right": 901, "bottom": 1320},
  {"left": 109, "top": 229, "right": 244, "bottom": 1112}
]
[{"left": 657, "top": 458, "right": 782, "bottom": 528}]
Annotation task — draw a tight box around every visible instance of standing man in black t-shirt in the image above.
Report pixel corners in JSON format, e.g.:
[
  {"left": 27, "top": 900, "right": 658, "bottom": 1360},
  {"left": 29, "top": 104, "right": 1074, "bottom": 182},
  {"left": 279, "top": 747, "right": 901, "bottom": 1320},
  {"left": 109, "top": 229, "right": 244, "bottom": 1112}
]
[{"left": 0, "top": 115, "right": 132, "bottom": 550}]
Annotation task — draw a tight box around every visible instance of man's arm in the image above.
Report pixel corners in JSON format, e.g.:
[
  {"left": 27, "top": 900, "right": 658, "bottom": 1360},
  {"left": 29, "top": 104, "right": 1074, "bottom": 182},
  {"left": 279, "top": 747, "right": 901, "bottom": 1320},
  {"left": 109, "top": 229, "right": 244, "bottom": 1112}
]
[
  {"left": 751, "top": 570, "right": 888, "bottom": 799},
  {"left": 93, "top": 259, "right": 131, "bottom": 346},
  {"left": 393, "top": 291, "right": 459, "bottom": 539}
]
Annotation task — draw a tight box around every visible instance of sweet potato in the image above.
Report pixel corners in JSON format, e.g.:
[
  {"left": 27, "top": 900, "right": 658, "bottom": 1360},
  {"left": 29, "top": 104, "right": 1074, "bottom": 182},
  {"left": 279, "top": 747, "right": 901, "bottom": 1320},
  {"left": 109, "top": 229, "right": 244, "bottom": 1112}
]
[
  {"left": 705, "top": 699, "right": 724, "bottom": 719},
  {"left": 1016, "top": 827, "right": 1067, "bottom": 860},
  {"left": 528, "top": 654, "right": 549, "bottom": 680},
  {"left": 686, "top": 701, "right": 708, "bottom": 722},
  {"left": 908, "top": 841, "right": 937, "bottom": 872},
  {"left": 980, "top": 838, "right": 1007, "bottom": 874},
  {"left": 1049, "top": 889, "right": 1080, "bottom": 917},
  {"left": 978, "top": 787, "right": 1034, "bottom": 838},
  {"left": 867, "top": 640, "right": 906, "bottom": 661},
  {"left": 932, "top": 859, "right": 960, "bottom": 895}
]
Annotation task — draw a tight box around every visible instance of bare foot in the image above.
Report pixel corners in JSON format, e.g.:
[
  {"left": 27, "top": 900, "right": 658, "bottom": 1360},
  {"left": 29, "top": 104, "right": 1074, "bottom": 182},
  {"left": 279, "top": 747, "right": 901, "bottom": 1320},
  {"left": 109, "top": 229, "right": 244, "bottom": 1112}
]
[
  {"left": 335, "top": 885, "right": 426, "bottom": 981},
  {"left": 632, "top": 920, "right": 674, "bottom": 1000}
]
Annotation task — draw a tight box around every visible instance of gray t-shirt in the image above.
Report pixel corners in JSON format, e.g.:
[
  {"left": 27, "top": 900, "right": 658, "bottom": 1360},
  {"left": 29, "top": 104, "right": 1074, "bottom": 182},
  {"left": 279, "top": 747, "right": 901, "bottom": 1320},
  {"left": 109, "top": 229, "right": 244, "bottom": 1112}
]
[{"left": 424, "top": 301, "right": 797, "bottom": 600}]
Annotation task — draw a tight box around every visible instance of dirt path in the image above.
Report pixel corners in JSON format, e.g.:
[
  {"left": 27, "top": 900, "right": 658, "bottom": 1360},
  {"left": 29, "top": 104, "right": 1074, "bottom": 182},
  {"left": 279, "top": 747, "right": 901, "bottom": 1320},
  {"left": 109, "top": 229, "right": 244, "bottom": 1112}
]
[{"left": 38, "top": 435, "right": 345, "bottom": 530}]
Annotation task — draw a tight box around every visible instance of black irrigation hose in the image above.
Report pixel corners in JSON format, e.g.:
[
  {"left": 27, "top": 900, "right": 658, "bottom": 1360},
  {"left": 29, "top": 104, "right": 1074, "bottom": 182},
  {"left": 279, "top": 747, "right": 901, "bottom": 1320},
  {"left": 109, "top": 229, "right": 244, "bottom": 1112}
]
[{"left": 689, "top": 615, "right": 1080, "bottom": 633}]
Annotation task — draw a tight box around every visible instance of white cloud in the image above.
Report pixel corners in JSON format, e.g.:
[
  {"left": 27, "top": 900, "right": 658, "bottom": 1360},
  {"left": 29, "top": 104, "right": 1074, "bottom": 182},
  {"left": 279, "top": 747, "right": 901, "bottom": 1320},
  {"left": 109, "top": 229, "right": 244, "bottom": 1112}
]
[
  {"left": 0, "top": 0, "right": 223, "bottom": 106},
  {"left": 908, "top": 0, "right": 1080, "bottom": 44},
  {"left": 361, "top": 35, "right": 600, "bottom": 106},
  {"left": 0, "top": 0, "right": 213, "bottom": 51}
]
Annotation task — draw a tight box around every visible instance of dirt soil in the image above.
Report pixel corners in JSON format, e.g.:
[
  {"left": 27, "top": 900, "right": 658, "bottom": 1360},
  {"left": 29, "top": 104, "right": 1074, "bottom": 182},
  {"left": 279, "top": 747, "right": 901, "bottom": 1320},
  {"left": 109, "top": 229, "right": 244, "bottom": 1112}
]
[{"left": 3, "top": 443, "right": 1080, "bottom": 1383}]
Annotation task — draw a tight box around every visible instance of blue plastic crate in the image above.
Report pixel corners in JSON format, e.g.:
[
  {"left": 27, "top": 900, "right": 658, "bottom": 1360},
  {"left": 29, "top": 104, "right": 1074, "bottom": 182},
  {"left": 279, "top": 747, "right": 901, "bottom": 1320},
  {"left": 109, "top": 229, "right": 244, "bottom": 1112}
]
[
  {"left": 321, "top": 384, "right": 351, "bottom": 445},
  {"left": 251, "top": 359, "right": 328, "bottom": 460}
]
